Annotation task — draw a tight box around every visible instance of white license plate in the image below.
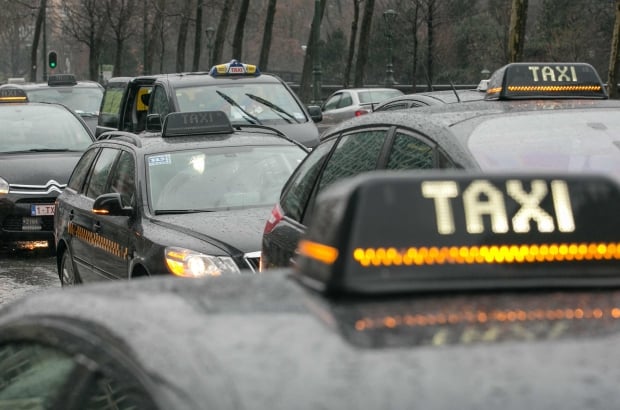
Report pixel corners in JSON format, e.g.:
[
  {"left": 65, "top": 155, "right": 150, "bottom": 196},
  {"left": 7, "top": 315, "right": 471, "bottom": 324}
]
[{"left": 31, "top": 204, "right": 55, "bottom": 216}]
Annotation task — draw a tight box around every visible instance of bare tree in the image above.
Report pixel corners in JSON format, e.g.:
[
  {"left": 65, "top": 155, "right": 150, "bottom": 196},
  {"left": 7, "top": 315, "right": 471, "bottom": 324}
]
[
  {"left": 192, "top": 0, "right": 203, "bottom": 71},
  {"left": 106, "top": 0, "right": 139, "bottom": 76},
  {"left": 175, "top": 0, "right": 193, "bottom": 72},
  {"left": 300, "top": 0, "right": 327, "bottom": 103},
  {"left": 508, "top": 0, "right": 528, "bottom": 62},
  {"left": 343, "top": 0, "right": 362, "bottom": 88},
  {"left": 61, "top": 0, "right": 108, "bottom": 81},
  {"left": 232, "top": 0, "right": 250, "bottom": 60},
  {"left": 29, "top": 0, "right": 45, "bottom": 82},
  {"left": 213, "top": 0, "right": 235, "bottom": 63},
  {"left": 609, "top": 0, "right": 620, "bottom": 98},
  {"left": 259, "top": 0, "right": 277, "bottom": 70},
  {"left": 145, "top": 0, "right": 167, "bottom": 74},
  {"left": 353, "top": 0, "right": 374, "bottom": 87}
]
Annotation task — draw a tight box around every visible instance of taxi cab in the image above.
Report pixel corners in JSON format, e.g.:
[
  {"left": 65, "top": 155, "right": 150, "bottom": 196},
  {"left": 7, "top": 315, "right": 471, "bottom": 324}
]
[
  {"left": 261, "top": 62, "right": 620, "bottom": 269},
  {"left": 1, "top": 170, "right": 620, "bottom": 408},
  {"left": 0, "top": 88, "right": 95, "bottom": 251},
  {"left": 54, "top": 110, "right": 307, "bottom": 284},
  {"left": 97, "top": 60, "right": 322, "bottom": 148}
]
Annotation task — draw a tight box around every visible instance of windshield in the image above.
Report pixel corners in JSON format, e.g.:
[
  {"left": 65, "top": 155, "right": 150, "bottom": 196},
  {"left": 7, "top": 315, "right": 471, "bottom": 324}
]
[
  {"left": 148, "top": 145, "right": 305, "bottom": 212},
  {"left": 174, "top": 82, "right": 308, "bottom": 126},
  {"left": 27, "top": 86, "right": 103, "bottom": 115},
  {"left": 467, "top": 110, "right": 620, "bottom": 181},
  {"left": 0, "top": 105, "right": 93, "bottom": 154}
]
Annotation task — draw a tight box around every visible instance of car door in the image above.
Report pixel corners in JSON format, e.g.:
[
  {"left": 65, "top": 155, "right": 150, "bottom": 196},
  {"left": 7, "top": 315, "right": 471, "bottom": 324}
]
[{"left": 89, "top": 149, "right": 136, "bottom": 281}]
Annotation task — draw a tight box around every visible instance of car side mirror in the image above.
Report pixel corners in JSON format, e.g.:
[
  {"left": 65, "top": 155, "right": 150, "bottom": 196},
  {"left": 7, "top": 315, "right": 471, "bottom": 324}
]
[
  {"left": 307, "top": 105, "right": 322, "bottom": 122},
  {"left": 93, "top": 193, "right": 133, "bottom": 217},
  {"left": 146, "top": 114, "right": 162, "bottom": 131}
]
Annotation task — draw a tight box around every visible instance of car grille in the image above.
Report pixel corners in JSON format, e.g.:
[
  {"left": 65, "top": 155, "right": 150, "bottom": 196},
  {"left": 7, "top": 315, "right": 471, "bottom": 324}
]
[
  {"left": 9, "top": 180, "right": 65, "bottom": 195},
  {"left": 243, "top": 251, "right": 261, "bottom": 272}
]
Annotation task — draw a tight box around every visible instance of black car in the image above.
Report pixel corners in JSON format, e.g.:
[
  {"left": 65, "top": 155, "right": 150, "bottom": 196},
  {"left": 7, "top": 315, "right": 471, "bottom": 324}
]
[
  {"left": 372, "top": 88, "right": 485, "bottom": 111},
  {"left": 0, "top": 88, "right": 95, "bottom": 251},
  {"left": 54, "top": 110, "right": 307, "bottom": 284},
  {"left": 96, "top": 60, "right": 322, "bottom": 148},
  {"left": 2, "top": 170, "right": 620, "bottom": 409},
  {"left": 0, "top": 74, "right": 104, "bottom": 134},
  {"left": 261, "top": 61, "right": 620, "bottom": 269}
]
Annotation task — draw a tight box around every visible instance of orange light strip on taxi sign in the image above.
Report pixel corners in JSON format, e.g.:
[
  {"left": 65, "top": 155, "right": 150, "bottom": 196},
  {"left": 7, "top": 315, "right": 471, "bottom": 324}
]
[
  {"left": 0, "top": 96, "right": 27, "bottom": 102},
  {"left": 353, "top": 242, "right": 620, "bottom": 267},
  {"left": 298, "top": 239, "right": 339, "bottom": 265},
  {"left": 486, "top": 87, "right": 502, "bottom": 94},
  {"left": 354, "top": 306, "right": 620, "bottom": 331},
  {"left": 508, "top": 85, "right": 601, "bottom": 92}
]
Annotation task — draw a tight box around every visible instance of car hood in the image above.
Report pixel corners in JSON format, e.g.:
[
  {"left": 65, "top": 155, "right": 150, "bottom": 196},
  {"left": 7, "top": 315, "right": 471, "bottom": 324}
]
[
  {"left": 0, "top": 151, "right": 83, "bottom": 185},
  {"left": 152, "top": 207, "right": 271, "bottom": 254}
]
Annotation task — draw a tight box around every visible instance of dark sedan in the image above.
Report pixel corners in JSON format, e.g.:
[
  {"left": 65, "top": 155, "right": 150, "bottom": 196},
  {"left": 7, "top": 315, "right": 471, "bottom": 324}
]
[
  {"left": 54, "top": 110, "right": 307, "bottom": 284},
  {"left": 0, "top": 88, "right": 95, "bottom": 251}
]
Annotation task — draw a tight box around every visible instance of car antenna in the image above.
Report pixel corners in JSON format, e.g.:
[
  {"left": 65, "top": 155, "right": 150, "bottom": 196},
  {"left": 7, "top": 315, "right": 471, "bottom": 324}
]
[{"left": 449, "top": 81, "right": 461, "bottom": 103}]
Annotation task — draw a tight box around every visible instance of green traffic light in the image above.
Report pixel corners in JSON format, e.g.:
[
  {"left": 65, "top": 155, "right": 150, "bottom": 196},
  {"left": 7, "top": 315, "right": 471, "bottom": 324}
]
[{"left": 48, "top": 51, "right": 57, "bottom": 69}]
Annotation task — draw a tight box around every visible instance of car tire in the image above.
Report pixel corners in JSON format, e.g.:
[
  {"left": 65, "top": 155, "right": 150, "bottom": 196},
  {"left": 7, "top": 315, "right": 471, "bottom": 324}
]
[{"left": 60, "top": 248, "right": 80, "bottom": 286}]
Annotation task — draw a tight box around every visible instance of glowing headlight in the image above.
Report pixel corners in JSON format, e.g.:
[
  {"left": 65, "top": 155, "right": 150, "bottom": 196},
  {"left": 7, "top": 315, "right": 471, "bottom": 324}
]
[
  {"left": 165, "top": 247, "right": 240, "bottom": 278},
  {"left": 0, "top": 177, "right": 8, "bottom": 195}
]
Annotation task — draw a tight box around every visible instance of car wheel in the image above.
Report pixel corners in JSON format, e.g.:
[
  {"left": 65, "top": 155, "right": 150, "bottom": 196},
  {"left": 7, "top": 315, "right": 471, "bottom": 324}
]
[{"left": 60, "top": 248, "right": 80, "bottom": 286}]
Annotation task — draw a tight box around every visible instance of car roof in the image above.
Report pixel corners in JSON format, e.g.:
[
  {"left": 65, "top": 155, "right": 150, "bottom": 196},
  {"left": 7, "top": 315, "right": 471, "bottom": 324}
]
[{"left": 377, "top": 89, "right": 486, "bottom": 106}]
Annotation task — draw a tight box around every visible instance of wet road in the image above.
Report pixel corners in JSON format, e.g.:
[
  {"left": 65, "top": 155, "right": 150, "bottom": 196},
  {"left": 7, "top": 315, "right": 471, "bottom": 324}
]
[{"left": 0, "top": 247, "right": 59, "bottom": 306}]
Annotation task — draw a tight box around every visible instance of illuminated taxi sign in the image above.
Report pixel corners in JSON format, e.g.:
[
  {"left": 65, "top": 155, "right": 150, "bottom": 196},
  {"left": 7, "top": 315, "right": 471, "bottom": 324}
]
[
  {"left": 295, "top": 172, "right": 620, "bottom": 295},
  {"left": 485, "top": 63, "right": 607, "bottom": 100},
  {"left": 0, "top": 87, "right": 28, "bottom": 103},
  {"left": 209, "top": 59, "right": 260, "bottom": 77},
  {"left": 162, "top": 110, "right": 233, "bottom": 137}
]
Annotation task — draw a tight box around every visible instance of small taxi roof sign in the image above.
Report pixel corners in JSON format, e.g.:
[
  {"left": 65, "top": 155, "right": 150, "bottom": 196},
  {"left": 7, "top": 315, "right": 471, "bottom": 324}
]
[
  {"left": 295, "top": 171, "right": 620, "bottom": 295},
  {"left": 162, "top": 110, "right": 233, "bottom": 137},
  {"left": 48, "top": 74, "right": 77, "bottom": 86},
  {"left": 209, "top": 59, "right": 260, "bottom": 77},
  {"left": 485, "top": 62, "right": 607, "bottom": 100},
  {"left": 0, "top": 87, "right": 28, "bottom": 103}
]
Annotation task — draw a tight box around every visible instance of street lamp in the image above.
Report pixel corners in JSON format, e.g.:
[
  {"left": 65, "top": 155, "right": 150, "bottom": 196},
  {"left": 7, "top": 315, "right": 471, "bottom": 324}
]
[
  {"left": 383, "top": 9, "right": 397, "bottom": 86},
  {"left": 205, "top": 26, "right": 215, "bottom": 68}
]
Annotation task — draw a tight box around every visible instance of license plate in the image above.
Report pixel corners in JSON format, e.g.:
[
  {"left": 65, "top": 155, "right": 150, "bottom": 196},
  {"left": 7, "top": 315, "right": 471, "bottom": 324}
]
[{"left": 31, "top": 204, "right": 55, "bottom": 216}]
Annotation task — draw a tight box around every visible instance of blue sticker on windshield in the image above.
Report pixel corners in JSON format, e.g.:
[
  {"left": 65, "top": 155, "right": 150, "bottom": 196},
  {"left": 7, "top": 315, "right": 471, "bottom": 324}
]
[{"left": 149, "top": 154, "right": 171, "bottom": 166}]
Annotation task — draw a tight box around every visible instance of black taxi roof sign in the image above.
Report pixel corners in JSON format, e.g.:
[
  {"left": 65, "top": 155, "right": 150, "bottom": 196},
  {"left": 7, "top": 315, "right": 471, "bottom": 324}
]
[
  {"left": 209, "top": 59, "right": 261, "bottom": 77},
  {"left": 162, "top": 110, "right": 233, "bottom": 137},
  {"left": 48, "top": 74, "right": 78, "bottom": 86},
  {"left": 295, "top": 171, "right": 620, "bottom": 295},
  {"left": 0, "top": 87, "right": 28, "bottom": 103},
  {"left": 485, "top": 62, "right": 607, "bottom": 100}
]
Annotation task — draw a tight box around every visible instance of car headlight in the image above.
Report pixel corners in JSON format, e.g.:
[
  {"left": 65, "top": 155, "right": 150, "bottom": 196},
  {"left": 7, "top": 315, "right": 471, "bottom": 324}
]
[
  {"left": 0, "top": 177, "right": 8, "bottom": 195},
  {"left": 165, "top": 247, "right": 240, "bottom": 277}
]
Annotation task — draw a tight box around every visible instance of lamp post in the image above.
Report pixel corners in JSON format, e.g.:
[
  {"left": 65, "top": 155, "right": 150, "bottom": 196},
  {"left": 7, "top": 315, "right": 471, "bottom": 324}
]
[
  {"left": 205, "top": 26, "right": 215, "bottom": 68},
  {"left": 383, "top": 9, "right": 397, "bottom": 86},
  {"left": 311, "top": 0, "right": 323, "bottom": 105}
]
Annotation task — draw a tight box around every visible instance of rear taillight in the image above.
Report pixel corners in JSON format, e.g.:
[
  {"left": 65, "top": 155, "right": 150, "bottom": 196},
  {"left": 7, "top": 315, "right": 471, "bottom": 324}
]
[
  {"left": 354, "top": 109, "right": 369, "bottom": 117},
  {"left": 263, "top": 203, "right": 284, "bottom": 234}
]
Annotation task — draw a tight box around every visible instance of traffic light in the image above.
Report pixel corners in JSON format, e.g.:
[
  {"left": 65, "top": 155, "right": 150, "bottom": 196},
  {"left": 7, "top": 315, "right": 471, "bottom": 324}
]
[{"left": 48, "top": 51, "right": 57, "bottom": 69}]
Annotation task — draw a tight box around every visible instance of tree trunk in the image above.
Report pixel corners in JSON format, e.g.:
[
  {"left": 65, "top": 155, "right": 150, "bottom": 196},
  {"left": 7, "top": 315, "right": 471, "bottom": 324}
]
[
  {"left": 30, "top": 0, "right": 46, "bottom": 82},
  {"left": 213, "top": 0, "right": 235, "bottom": 63},
  {"left": 411, "top": 1, "right": 419, "bottom": 93},
  {"left": 508, "top": 0, "right": 528, "bottom": 63},
  {"left": 426, "top": 0, "right": 434, "bottom": 90},
  {"left": 176, "top": 0, "right": 192, "bottom": 72},
  {"left": 232, "top": 0, "right": 250, "bottom": 60},
  {"left": 343, "top": 0, "right": 361, "bottom": 88},
  {"left": 259, "top": 0, "right": 277, "bottom": 70},
  {"left": 608, "top": 0, "right": 620, "bottom": 99},
  {"left": 192, "top": 0, "right": 203, "bottom": 71},
  {"left": 300, "top": 0, "right": 327, "bottom": 103},
  {"left": 353, "top": 0, "right": 375, "bottom": 87}
]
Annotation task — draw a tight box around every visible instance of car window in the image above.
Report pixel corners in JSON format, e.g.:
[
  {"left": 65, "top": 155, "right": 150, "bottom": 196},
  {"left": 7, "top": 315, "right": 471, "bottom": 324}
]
[
  {"left": 109, "top": 150, "right": 136, "bottom": 207},
  {"left": 0, "top": 342, "right": 155, "bottom": 408},
  {"left": 67, "top": 147, "right": 100, "bottom": 192},
  {"left": 85, "top": 148, "right": 119, "bottom": 199},
  {"left": 99, "top": 84, "right": 125, "bottom": 128},
  {"left": 316, "top": 130, "right": 386, "bottom": 194},
  {"left": 149, "top": 85, "right": 170, "bottom": 119},
  {"left": 376, "top": 102, "right": 409, "bottom": 111},
  {"left": 27, "top": 86, "right": 103, "bottom": 114},
  {"left": 386, "top": 132, "right": 434, "bottom": 170},
  {"left": 323, "top": 94, "right": 341, "bottom": 111},
  {"left": 358, "top": 89, "right": 403, "bottom": 104},
  {"left": 338, "top": 93, "right": 352, "bottom": 108},
  {"left": 280, "top": 139, "right": 337, "bottom": 222}
]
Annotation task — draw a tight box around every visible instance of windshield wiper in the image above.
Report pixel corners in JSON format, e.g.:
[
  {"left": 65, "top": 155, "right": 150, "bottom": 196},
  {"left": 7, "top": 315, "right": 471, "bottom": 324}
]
[
  {"left": 215, "top": 90, "right": 262, "bottom": 125},
  {"left": 245, "top": 93, "right": 300, "bottom": 124}
]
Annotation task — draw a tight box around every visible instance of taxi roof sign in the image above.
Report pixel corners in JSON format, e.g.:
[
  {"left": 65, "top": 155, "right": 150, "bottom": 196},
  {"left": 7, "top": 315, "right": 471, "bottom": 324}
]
[
  {"left": 295, "top": 171, "right": 620, "bottom": 295},
  {"left": 0, "top": 87, "right": 28, "bottom": 103},
  {"left": 485, "top": 62, "right": 607, "bottom": 100},
  {"left": 209, "top": 59, "right": 260, "bottom": 77},
  {"left": 48, "top": 74, "right": 78, "bottom": 86},
  {"left": 162, "top": 110, "right": 233, "bottom": 137}
]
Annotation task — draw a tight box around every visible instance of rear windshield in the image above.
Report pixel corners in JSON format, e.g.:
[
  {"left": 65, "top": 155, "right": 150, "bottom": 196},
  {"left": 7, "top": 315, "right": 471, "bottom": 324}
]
[
  {"left": 467, "top": 109, "right": 620, "bottom": 181},
  {"left": 27, "top": 86, "right": 103, "bottom": 115}
]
